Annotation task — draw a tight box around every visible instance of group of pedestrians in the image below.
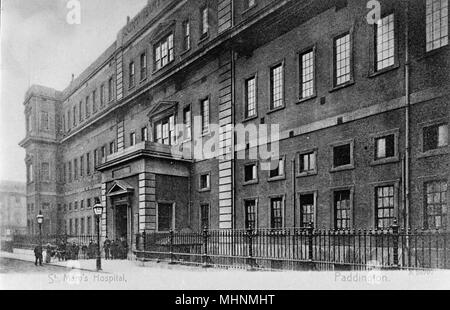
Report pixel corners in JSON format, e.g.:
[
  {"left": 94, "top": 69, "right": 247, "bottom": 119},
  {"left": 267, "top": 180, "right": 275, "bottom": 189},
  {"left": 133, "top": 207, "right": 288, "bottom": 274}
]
[{"left": 34, "top": 236, "right": 129, "bottom": 266}]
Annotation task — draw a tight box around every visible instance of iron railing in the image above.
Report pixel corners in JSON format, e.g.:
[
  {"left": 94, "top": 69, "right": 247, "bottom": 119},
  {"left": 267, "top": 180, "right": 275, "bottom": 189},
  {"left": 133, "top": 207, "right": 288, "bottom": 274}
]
[
  {"left": 11, "top": 234, "right": 98, "bottom": 249},
  {"left": 134, "top": 225, "right": 450, "bottom": 271}
]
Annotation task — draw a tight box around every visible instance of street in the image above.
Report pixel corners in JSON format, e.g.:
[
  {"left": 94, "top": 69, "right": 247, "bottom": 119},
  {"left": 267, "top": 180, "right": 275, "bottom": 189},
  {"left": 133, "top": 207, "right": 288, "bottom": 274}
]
[{"left": 0, "top": 258, "right": 76, "bottom": 274}]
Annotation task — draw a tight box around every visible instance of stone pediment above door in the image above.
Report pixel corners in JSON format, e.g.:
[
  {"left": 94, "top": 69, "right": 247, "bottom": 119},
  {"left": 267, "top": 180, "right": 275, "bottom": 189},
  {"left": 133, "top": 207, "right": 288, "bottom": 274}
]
[
  {"left": 147, "top": 100, "right": 178, "bottom": 122},
  {"left": 107, "top": 180, "right": 134, "bottom": 197}
]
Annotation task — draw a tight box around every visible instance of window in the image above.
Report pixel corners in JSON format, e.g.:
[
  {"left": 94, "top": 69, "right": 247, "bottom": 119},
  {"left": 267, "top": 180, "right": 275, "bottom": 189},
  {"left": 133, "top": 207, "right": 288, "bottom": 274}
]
[
  {"left": 69, "top": 202, "right": 72, "bottom": 211},
  {"left": 334, "top": 33, "right": 352, "bottom": 86},
  {"left": 100, "top": 84, "right": 105, "bottom": 107},
  {"left": 130, "top": 132, "right": 136, "bottom": 147},
  {"left": 424, "top": 180, "right": 448, "bottom": 229},
  {"left": 244, "top": 163, "right": 258, "bottom": 183},
  {"left": 426, "top": 0, "right": 448, "bottom": 52},
  {"left": 27, "top": 163, "right": 33, "bottom": 183},
  {"left": 73, "top": 106, "right": 77, "bottom": 126},
  {"left": 183, "top": 20, "right": 191, "bottom": 50},
  {"left": 79, "top": 102, "right": 83, "bottom": 122},
  {"left": 80, "top": 156, "right": 84, "bottom": 177},
  {"left": 333, "top": 143, "right": 352, "bottom": 168},
  {"left": 26, "top": 113, "right": 32, "bottom": 133},
  {"left": 375, "top": 14, "right": 395, "bottom": 71},
  {"left": 141, "top": 127, "right": 148, "bottom": 142},
  {"left": 87, "top": 198, "right": 91, "bottom": 209},
  {"left": 299, "top": 151, "right": 317, "bottom": 175},
  {"left": 109, "top": 141, "right": 115, "bottom": 154},
  {"left": 270, "top": 197, "right": 284, "bottom": 229},
  {"left": 40, "top": 112, "right": 49, "bottom": 131},
  {"left": 375, "top": 134, "right": 395, "bottom": 160},
  {"left": 41, "top": 163, "right": 50, "bottom": 182},
  {"left": 92, "top": 90, "right": 97, "bottom": 113},
  {"left": 375, "top": 185, "right": 396, "bottom": 229},
  {"left": 158, "top": 203, "right": 174, "bottom": 232},
  {"left": 269, "top": 157, "right": 285, "bottom": 179},
  {"left": 423, "top": 123, "right": 448, "bottom": 152},
  {"left": 334, "top": 190, "right": 352, "bottom": 229},
  {"left": 108, "top": 77, "right": 114, "bottom": 102},
  {"left": 80, "top": 200, "right": 84, "bottom": 210},
  {"left": 67, "top": 110, "right": 71, "bottom": 130},
  {"left": 74, "top": 201, "right": 78, "bottom": 211},
  {"left": 86, "top": 152, "right": 91, "bottom": 175},
  {"left": 155, "top": 115, "right": 176, "bottom": 145},
  {"left": 85, "top": 96, "right": 90, "bottom": 118},
  {"left": 129, "top": 62, "right": 135, "bottom": 88},
  {"left": 140, "top": 52, "right": 147, "bottom": 80},
  {"left": 200, "top": 173, "right": 211, "bottom": 191},
  {"left": 200, "top": 204, "right": 210, "bottom": 230},
  {"left": 74, "top": 218, "right": 79, "bottom": 235},
  {"left": 87, "top": 216, "right": 92, "bottom": 234},
  {"left": 245, "top": 76, "right": 257, "bottom": 118},
  {"left": 200, "top": 7, "right": 209, "bottom": 36},
  {"left": 201, "top": 98, "right": 210, "bottom": 133},
  {"left": 94, "top": 149, "right": 98, "bottom": 167},
  {"left": 299, "top": 194, "right": 315, "bottom": 227},
  {"left": 68, "top": 162, "right": 72, "bottom": 182},
  {"left": 245, "top": 0, "right": 256, "bottom": 9},
  {"left": 80, "top": 218, "right": 85, "bottom": 235},
  {"left": 183, "top": 106, "right": 191, "bottom": 140},
  {"left": 73, "top": 159, "right": 78, "bottom": 180},
  {"left": 244, "top": 200, "right": 257, "bottom": 229},
  {"left": 69, "top": 219, "right": 73, "bottom": 235},
  {"left": 101, "top": 146, "right": 106, "bottom": 160},
  {"left": 154, "top": 33, "right": 174, "bottom": 71},
  {"left": 299, "top": 49, "right": 315, "bottom": 99},
  {"left": 270, "top": 63, "right": 284, "bottom": 109}
]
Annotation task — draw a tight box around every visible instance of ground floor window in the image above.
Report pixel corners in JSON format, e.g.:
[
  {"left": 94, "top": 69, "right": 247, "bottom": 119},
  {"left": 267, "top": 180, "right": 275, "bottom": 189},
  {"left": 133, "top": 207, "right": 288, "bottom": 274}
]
[
  {"left": 298, "top": 193, "right": 315, "bottom": 228},
  {"left": 334, "top": 190, "right": 351, "bottom": 229},
  {"left": 200, "top": 204, "right": 210, "bottom": 230},
  {"left": 270, "top": 197, "right": 284, "bottom": 229},
  {"left": 375, "top": 185, "right": 395, "bottom": 229},
  {"left": 244, "top": 199, "right": 257, "bottom": 229},
  {"left": 158, "top": 203, "right": 174, "bottom": 232},
  {"left": 424, "top": 180, "right": 448, "bottom": 230}
]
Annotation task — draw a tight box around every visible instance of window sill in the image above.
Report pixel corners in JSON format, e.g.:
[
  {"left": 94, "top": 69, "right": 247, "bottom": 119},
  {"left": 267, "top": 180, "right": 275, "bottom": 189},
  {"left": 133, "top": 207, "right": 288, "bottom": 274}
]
[
  {"left": 199, "top": 33, "right": 210, "bottom": 44},
  {"left": 180, "top": 48, "right": 191, "bottom": 57},
  {"left": 242, "top": 115, "right": 258, "bottom": 123},
  {"left": 198, "top": 188, "right": 211, "bottom": 193},
  {"left": 330, "top": 164, "right": 355, "bottom": 173},
  {"left": 330, "top": 81, "right": 355, "bottom": 93},
  {"left": 418, "top": 147, "right": 449, "bottom": 159},
  {"left": 368, "top": 64, "right": 400, "bottom": 78},
  {"left": 297, "top": 95, "right": 317, "bottom": 104},
  {"left": 268, "top": 176, "right": 286, "bottom": 182},
  {"left": 243, "top": 180, "right": 258, "bottom": 186},
  {"left": 370, "top": 157, "right": 400, "bottom": 166},
  {"left": 267, "top": 106, "right": 285, "bottom": 115},
  {"left": 140, "top": 77, "right": 147, "bottom": 84},
  {"left": 296, "top": 171, "right": 318, "bottom": 178}
]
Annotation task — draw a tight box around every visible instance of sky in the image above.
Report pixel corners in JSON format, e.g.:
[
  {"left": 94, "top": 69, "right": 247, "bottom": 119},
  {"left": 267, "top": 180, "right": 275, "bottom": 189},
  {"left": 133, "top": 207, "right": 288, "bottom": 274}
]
[{"left": 0, "top": 0, "right": 148, "bottom": 183}]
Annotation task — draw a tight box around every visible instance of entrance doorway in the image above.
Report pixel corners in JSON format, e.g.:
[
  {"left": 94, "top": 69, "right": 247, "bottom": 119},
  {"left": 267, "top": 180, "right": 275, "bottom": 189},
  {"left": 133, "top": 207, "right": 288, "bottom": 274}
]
[{"left": 115, "top": 205, "right": 128, "bottom": 240}]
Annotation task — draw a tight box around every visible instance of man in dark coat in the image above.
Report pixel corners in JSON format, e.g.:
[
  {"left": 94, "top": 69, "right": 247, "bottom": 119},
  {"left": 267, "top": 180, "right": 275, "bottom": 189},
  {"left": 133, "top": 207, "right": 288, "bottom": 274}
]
[
  {"left": 103, "top": 237, "right": 111, "bottom": 260},
  {"left": 111, "top": 239, "right": 118, "bottom": 260},
  {"left": 121, "top": 237, "right": 128, "bottom": 259},
  {"left": 34, "top": 245, "right": 43, "bottom": 266},
  {"left": 88, "top": 240, "right": 95, "bottom": 259}
]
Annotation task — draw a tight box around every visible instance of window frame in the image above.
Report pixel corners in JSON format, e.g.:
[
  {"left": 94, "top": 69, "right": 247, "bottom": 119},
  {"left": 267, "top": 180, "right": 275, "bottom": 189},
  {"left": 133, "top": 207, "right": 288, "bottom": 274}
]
[
  {"left": 140, "top": 51, "right": 147, "bottom": 81},
  {"left": 199, "top": 172, "right": 211, "bottom": 192},
  {"left": 199, "top": 203, "right": 210, "bottom": 230},
  {"left": 419, "top": 118, "right": 449, "bottom": 158},
  {"left": 330, "top": 139, "right": 355, "bottom": 172},
  {"left": 244, "top": 73, "right": 258, "bottom": 120},
  {"left": 268, "top": 156, "right": 286, "bottom": 182},
  {"left": 243, "top": 162, "right": 259, "bottom": 185},
  {"left": 332, "top": 30, "right": 354, "bottom": 89},
  {"left": 423, "top": 179, "right": 449, "bottom": 230},
  {"left": 200, "top": 6, "right": 209, "bottom": 38},
  {"left": 373, "top": 182, "right": 399, "bottom": 230},
  {"left": 425, "top": 0, "right": 449, "bottom": 53},
  {"left": 182, "top": 19, "right": 191, "bottom": 52},
  {"left": 269, "top": 195, "right": 285, "bottom": 229},
  {"left": 156, "top": 202, "right": 176, "bottom": 233},
  {"left": 268, "top": 60, "right": 285, "bottom": 112},
  {"left": 200, "top": 96, "right": 210, "bottom": 135},
  {"left": 243, "top": 198, "right": 258, "bottom": 229},
  {"left": 298, "top": 46, "right": 317, "bottom": 101},
  {"left": 371, "top": 129, "right": 400, "bottom": 165},
  {"left": 373, "top": 12, "right": 398, "bottom": 73},
  {"left": 153, "top": 32, "right": 175, "bottom": 72},
  {"left": 297, "top": 191, "right": 318, "bottom": 228},
  {"left": 129, "top": 61, "right": 135, "bottom": 89},
  {"left": 331, "top": 186, "right": 355, "bottom": 230},
  {"left": 297, "top": 148, "right": 318, "bottom": 177}
]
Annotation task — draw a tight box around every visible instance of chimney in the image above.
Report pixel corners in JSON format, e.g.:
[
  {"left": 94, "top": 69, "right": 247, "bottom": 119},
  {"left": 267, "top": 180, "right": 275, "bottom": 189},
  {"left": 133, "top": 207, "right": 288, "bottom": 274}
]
[{"left": 71, "top": 74, "right": 75, "bottom": 83}]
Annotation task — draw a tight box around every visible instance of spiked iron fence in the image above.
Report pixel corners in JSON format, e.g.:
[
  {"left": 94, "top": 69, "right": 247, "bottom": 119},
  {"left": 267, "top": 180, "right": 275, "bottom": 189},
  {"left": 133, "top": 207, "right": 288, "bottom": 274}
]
[{"left": 134, "top": 225, "right": 450, "bottom": 271}]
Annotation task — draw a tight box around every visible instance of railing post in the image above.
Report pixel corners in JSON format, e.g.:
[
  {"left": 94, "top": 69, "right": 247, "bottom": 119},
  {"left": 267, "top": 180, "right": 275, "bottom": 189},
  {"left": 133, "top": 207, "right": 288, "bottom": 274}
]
[
  {"left": 247, "top": 226, "right": 256, "bottom": 271},
  {"left": 391, "top": 219, "right": 400, "bottom": 269},
  {"left": 142, "top": 231, "right": 146, "bottom": 252},
  {"left": 169, "top": 230, "right": 175, "bottom": 264},
  {"left": 308, "top": 222, "right": 314, "bottom": 262},
  {"left": 202, "top": 226, "right": 210, "bottom": 268}
]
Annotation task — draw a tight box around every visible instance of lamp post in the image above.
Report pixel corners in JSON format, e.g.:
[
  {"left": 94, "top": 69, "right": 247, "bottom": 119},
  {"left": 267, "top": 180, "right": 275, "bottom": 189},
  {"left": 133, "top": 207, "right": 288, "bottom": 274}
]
[
  {"left": 36, "top": 211, "right": 44, "bottom": 249},
  {"left": 93, "top": 199, "right": 104, "bottom": 271}
]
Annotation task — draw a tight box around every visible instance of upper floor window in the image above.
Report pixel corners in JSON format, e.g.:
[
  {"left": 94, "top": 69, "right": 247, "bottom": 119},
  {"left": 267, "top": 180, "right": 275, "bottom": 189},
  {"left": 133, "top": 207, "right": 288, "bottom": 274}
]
[
  {"left": 269, "top": 157, "right": 285, "bottom": 179},
  {"left": 130, "top": 132, "right": 136, "bottom": 147},
  {"left": 199, "top": 173, "right": 211, "bottom": 191},
  {"left": 424, "top": 180, "right": 448, "bottom": 229},
  {"left": 375, "top": 134, "right": 396, "bottom": 160},
  {"left": 129, "top": 62, "right": 135, "bottom": 89},
  {"left": 200, "top": 7, "right": 209, "bottom": 36},
  {"left": 79, "top": 102, "right": 83, "bottom": 122},
  {"left": 183, "top": 105, "right": 191, "bottom": 141},
  {"left": 376, "top": 14, "right": 395, "bottom": 71},
  {"left": 201, "top": 97, "right": 210, "bottom": 133},
  {"left": 109, "top": 141, "right": 115, "bottom": 154},
  {"left": 270, "top": 63, "right": 284, "bottom": 110},
  {"left": 299, "top": 151, "right": 317, "bottom": 175},
  {"left": 73, "top": 106, "right": 77, "bottom": 126},
  {"left": 100, "top": 84, "right": 105, "bottom": 107},
  {"left": 92, "top": 90, "right": 97, "bottom": 113},
  {"left": 141, "top": 126, "right": 148, "bottom": 142},
  {"left": 86, "top": 152, "right": 91, "bottom": 175},
  {"left": 183, "top": 20, "right": 191, "bottom": 51},
  {"left": 27, "top": 163, "right": 34, "bottom": 183},
  {"left": 26, "top": 113, "right": 32, "bottom": 133},
  {"left": 154, "top": 33, "right": 174, "bottom": 71},
  {"left": 73, "top": 159, "right": 78, "bottom": 180},
  {"left": 426, "top": 0, "right": 448, "bottom": 52},
  {"left": 245, "top": 76, "right": 257, "bottom": 118},
  {"left": 332, "top": 142, "right": 353, "bottom": 169},
  {"left": 80, "top": 155, "right": 84, "bottom": 177},
  {"left": 423, "top": 123, "right": 448, "bottom": 152},
  {"left": 85, "top": 96, "right": 90, "bottom": 118},
  {"left": 244, "top": 163, "right": 258, "bottom": 183},
  {"left": 108, "top": 78, "right": 114, "bottom": 102},
  {"left": 334, "top": 33, "right": 352, "bottom": 86},
  {"left": 140, "top": 52, "right": 147, "bottom": 80},
  {"left": 299, "top": 48, "right": 315, "bottom": 99},
  {"left": 155, "top": 115, "right": 176, "bottom": 146},
  {"left": 40, "top": 112, "right": 49, "bottom": 131}
]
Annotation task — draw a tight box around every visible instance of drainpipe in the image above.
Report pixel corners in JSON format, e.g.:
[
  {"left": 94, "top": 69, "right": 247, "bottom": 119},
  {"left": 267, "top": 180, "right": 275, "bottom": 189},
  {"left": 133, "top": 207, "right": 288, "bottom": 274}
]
[
  {"left": 231, "top": 47, "right": 237, "bottom": 230},
  {"left": 292, "top": 157, "right": 296, "bottom": 227},
  {"left": 404, "top": 0, "right": 411, "bottom": 231}
]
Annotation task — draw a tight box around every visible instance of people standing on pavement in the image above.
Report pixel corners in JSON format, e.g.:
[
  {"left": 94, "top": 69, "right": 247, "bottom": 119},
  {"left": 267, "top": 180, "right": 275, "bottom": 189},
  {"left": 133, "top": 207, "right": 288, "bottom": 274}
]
[
  {"left": 111, "top": 239, "right": 118, "bottom": 260},
  {"left": 45, "top": 244, "right": 52, "bottom": 264},
  {"left": 81, "top": 244, "right": 88, "bottom": 259},
  {"left": 121, "top": 237, "right": 128, "bottom": 260},
  {"left": 104, "top": 236, "right": 111, "bottom": 260},
  {"left": 88, "top": 240, "right": 95, "bottom": 259},
  {"left": 34, "top": 245, "right": 43, "bottom": 266},
  {"left": 117, "top": 238, "right": 124, "bottom": 260}
]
